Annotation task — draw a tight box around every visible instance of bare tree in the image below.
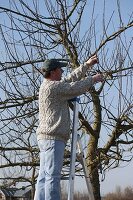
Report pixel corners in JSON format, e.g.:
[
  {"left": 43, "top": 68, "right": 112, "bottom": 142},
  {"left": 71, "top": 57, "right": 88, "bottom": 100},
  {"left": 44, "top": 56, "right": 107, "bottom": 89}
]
[
  {"left": 0, "top": 0, "right": 133, "bottom": 199},
  {"left": 104, "top": 186, "right": 133, "bottom": 200}
]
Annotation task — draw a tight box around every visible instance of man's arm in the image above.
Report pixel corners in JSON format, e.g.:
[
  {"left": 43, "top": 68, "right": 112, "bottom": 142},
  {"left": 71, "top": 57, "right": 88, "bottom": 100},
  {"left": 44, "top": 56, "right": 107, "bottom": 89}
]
[
  {"left": 63, "top": 55, "right": 99, "bottom": 83},
  {"left": 56, "top": 73, "right": 104, "bottom": 101}
]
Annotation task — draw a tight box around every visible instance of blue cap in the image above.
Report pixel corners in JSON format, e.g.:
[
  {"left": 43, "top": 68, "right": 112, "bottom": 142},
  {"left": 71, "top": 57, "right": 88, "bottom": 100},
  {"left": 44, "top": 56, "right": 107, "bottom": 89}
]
[{"left": 42, "top": 59, "right": 68, "bottom": 72}]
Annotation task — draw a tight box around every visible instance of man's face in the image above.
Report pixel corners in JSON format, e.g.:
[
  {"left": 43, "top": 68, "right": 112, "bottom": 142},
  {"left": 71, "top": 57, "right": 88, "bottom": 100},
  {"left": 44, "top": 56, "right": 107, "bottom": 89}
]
[{"left": 52, "top": 67, "right": 63, "bottom": 81}]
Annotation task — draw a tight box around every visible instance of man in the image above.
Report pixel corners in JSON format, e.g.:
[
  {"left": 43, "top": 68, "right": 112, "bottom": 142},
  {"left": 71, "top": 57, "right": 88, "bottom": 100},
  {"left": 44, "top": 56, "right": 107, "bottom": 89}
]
[{"left": 34, "top": 55, "right": 103, "bottom": 200}]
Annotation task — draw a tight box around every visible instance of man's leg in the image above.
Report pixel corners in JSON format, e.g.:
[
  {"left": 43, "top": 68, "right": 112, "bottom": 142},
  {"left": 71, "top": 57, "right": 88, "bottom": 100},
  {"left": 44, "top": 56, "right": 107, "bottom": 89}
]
[
  {"left": 34, "top": 139, "right": 65, "bottom": 200},
  {"left": 44, "top": 140, "right": 65, "bottom": 200},
  {"left": 34, "top": 139, "right": 48, "bottom": 200}
]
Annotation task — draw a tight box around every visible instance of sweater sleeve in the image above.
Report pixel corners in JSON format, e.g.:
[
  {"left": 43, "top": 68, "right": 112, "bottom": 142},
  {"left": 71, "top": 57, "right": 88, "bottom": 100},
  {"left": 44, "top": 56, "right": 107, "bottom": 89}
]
[
  {"left": 63, "top": 63, "right": 89, "bottom": 82},
  {"left": 56, "top": 75, "right": 93, "bottom": 100}
]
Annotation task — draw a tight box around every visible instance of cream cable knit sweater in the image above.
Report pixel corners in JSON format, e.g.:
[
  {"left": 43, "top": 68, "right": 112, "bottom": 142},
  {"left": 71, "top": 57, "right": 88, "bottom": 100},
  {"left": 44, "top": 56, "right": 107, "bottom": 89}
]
[{"left": 36, "top": 64, "right": 93, "bottom": 143}]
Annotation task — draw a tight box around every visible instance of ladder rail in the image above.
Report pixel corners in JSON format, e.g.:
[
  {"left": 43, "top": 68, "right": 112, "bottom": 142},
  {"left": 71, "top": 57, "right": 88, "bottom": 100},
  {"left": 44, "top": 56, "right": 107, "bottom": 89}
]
[
  {"left": 67, "top": 98, "right": 95, "bottom": 200},
  {"left": 77, "top": 135, "right": 95, "bottom": 200},
  {"left": 68, "top": 100, "right": 79, "bottom": 200}
]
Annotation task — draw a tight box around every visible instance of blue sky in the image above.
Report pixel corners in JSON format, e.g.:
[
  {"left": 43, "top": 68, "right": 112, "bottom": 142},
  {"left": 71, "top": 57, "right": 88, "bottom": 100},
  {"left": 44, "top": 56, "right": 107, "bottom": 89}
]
[
  {"left": 0, "top": 0, "right": 132, "bottom": 195},
  {"left": 74, "top": 0, "right": 133, "bottom": 194}
]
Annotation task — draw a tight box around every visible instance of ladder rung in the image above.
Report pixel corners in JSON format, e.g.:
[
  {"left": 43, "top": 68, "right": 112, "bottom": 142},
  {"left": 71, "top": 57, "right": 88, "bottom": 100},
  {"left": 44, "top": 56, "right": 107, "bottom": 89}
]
[{"left": 61, "top": 177, "right": 69, "bottom": 180}]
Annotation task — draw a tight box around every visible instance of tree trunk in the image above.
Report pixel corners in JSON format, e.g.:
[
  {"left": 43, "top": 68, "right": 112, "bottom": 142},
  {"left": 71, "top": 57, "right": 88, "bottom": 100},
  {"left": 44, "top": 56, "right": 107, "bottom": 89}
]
[{"left": 87, "top": 135, "right": 101, "bottom": 200}]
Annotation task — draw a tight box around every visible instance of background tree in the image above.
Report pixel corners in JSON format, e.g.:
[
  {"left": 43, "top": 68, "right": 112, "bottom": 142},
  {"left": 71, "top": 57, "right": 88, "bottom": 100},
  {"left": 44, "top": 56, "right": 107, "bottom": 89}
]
[
  {"left": 104, "top": 186, "right": 133, "bottom": 200},
  {"left": 0, "top": 0, "right": 133, "bottom": 200}
]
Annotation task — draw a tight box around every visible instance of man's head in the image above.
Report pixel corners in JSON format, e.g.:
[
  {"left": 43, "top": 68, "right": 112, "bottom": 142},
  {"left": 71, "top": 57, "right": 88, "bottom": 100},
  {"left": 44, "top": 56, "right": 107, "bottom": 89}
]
[{"left": 41, "top": 59, "right": 68, "bottom": 81}]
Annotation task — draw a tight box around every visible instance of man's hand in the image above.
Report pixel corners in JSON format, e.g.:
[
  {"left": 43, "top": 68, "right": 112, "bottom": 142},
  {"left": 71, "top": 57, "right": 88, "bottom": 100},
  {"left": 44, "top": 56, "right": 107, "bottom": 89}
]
[
  {"left": 85, "top": 54, "right": 99, "bottom": 67},
  {"left": 92, "top": 73, "right": 104, "bottom": 84}
]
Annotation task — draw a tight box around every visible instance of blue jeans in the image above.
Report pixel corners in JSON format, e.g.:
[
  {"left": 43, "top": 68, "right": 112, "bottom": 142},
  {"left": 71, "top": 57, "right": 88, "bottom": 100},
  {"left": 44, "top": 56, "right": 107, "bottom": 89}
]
[{"left": 34, "top": 139, "right": 65, "bottom": 200}]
